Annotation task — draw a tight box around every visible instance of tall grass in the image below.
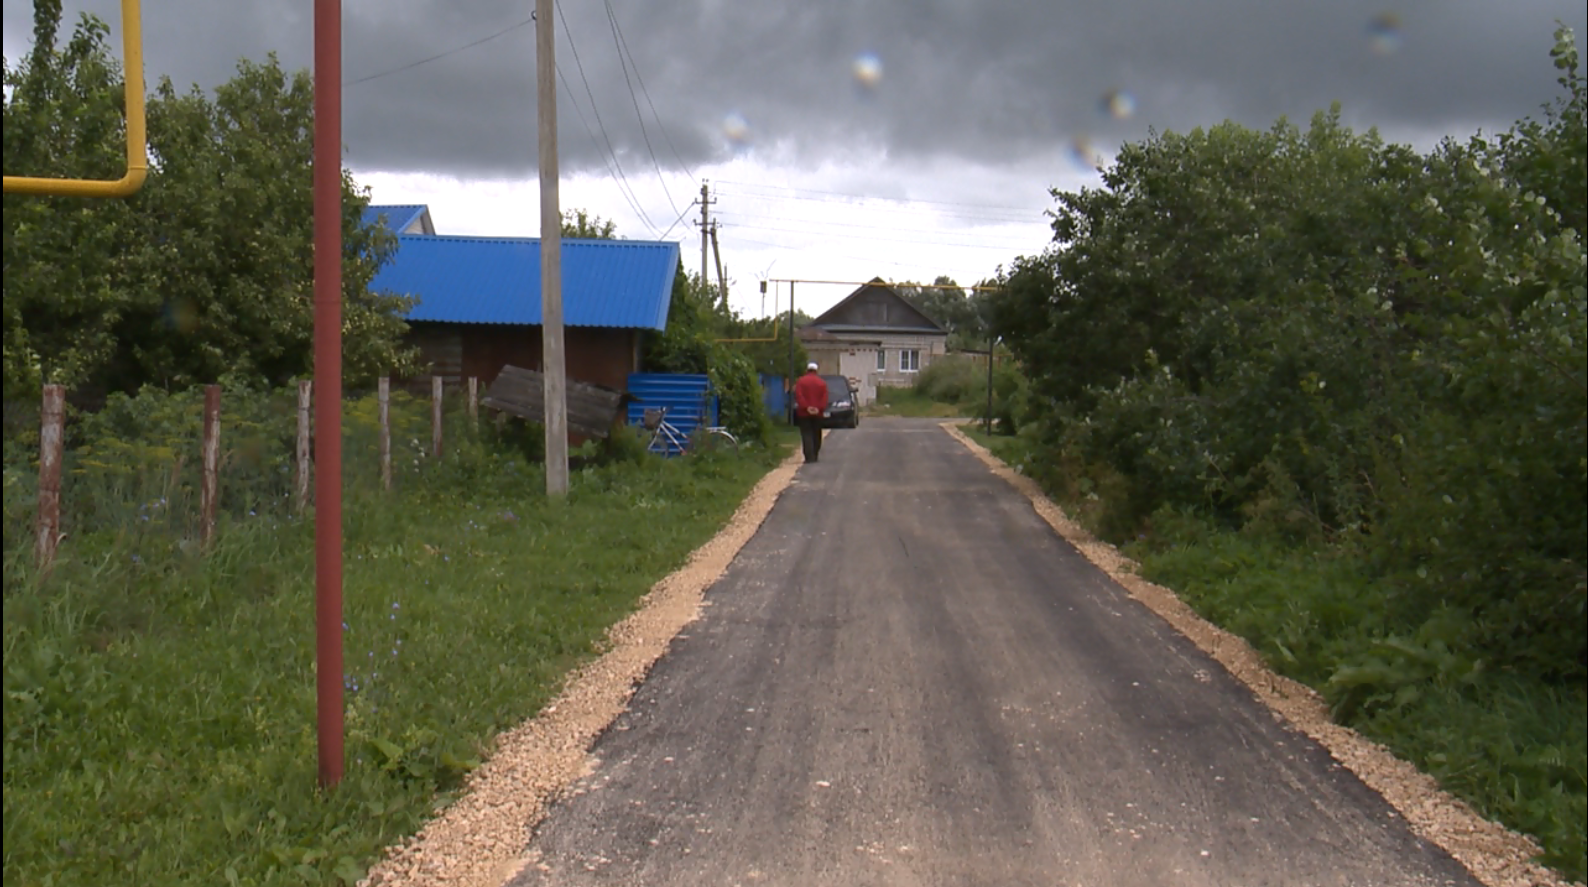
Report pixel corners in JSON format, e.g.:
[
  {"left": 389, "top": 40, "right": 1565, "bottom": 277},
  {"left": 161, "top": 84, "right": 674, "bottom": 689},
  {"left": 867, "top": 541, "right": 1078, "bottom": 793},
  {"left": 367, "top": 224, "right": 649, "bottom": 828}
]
[{"left": 3, "top": 386, "right": 788, "bottom": 886}]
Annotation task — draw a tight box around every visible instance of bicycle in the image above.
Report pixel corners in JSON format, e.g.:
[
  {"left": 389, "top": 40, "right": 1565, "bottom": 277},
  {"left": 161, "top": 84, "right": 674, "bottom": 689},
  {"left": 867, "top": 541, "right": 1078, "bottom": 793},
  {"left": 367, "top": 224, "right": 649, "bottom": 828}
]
[{"left": 640, "top": 406, "right": 738, "bottom": 457}]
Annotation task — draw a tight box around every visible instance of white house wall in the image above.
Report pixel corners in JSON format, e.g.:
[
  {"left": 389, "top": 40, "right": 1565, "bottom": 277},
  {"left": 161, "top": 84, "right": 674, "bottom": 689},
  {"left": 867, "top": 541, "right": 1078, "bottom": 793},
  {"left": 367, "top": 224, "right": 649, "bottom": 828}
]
[{"left": 806, "top": 333, "right": 947, "bottom": 405}]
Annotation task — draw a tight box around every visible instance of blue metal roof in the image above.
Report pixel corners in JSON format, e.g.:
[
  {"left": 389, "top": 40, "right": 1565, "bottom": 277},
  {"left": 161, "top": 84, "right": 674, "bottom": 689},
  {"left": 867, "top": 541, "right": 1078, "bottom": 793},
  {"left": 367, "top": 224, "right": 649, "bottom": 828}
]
[
  {"left": 372, "top": 235, "right": 680, "bottom": 331},
  {"left": 362, "top": 204, "right": 429, "bottom": 233}
]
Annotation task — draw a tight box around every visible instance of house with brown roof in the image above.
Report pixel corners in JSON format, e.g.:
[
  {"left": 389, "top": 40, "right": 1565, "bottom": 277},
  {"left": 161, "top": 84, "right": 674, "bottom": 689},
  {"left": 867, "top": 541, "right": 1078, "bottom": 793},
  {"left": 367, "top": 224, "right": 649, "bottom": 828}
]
[{"left": 797, "top": 278, "right": 948, "bottom": 405}]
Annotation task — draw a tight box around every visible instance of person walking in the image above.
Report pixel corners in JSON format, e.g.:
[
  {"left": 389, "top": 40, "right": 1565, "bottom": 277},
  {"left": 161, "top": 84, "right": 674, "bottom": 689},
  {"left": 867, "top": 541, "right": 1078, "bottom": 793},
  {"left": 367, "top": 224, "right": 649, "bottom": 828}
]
[{"left": 793, "top": 362, "right": 829, "bottom": 464}]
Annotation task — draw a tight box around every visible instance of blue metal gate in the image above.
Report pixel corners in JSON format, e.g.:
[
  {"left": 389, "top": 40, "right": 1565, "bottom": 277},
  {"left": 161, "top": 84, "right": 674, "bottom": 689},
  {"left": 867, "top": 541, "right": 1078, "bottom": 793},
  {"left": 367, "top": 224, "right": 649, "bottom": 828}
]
[{"left": 626, "top": 373, "right": 718, "bottom": 456}]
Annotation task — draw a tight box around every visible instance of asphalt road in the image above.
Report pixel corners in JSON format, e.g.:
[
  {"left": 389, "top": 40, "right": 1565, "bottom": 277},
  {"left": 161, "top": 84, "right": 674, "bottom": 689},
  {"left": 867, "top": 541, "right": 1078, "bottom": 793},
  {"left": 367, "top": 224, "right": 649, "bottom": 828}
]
[{"left": 507, "top": 418, "right": 1479, "bottom": 887}]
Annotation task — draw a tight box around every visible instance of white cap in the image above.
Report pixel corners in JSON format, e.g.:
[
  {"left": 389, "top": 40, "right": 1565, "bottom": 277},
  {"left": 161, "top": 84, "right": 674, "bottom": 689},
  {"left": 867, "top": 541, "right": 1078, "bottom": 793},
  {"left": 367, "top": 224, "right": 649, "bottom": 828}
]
[{"left": 807, "top": 362, "right": 819, "bottom": 371}]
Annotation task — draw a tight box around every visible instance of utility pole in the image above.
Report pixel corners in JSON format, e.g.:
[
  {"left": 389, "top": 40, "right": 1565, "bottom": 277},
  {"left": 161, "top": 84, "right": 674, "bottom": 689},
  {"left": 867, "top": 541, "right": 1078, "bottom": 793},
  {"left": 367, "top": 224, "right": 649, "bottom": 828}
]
[
  {"left": 537, "top": 0, "right": 568, "bottom": 496},
  {"left": 710, "top": 220, "right": 728, "bottom": 310},
  {"left": 786, "top": 281, "right": 797, "bottom": 424},
  {"left": 698, "top": 180, "right": 715, "bottom": 288}
]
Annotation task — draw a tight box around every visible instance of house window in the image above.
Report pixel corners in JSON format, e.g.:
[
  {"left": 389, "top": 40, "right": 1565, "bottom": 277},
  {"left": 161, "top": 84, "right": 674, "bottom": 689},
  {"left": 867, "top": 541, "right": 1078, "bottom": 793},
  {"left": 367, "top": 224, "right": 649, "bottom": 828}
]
[
  {"left": 900, "top": 349, "right": 921, "bottom": 373},
  {"left": 876, "top": 349, "right": 887, "bottom": 372}
]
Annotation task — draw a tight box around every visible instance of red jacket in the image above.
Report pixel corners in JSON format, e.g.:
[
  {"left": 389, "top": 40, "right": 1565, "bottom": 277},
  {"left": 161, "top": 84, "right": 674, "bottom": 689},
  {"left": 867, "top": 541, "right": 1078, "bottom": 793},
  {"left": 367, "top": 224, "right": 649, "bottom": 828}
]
[{"left": 794, "top": 372, "right": 829, "bottom": 418}]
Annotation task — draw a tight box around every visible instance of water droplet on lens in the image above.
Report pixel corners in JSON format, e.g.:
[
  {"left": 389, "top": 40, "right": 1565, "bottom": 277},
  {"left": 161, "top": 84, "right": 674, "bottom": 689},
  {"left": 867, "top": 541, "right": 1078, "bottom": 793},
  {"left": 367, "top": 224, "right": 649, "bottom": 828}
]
[
  {"left": 1099, "top": 89, "right": 1136, "bottom": 120},
  {"left": 852, "top": 52, "right": 883, "bottom": 91},
  {"left": 1367, "top": 12, "right": 1403, "bottom": 55},
  {"left": 1065, "top": 137, "right": 1103, "bottom": 173},
  {"left": 721, "top": 112, "right": 751, "bottom": 147}
]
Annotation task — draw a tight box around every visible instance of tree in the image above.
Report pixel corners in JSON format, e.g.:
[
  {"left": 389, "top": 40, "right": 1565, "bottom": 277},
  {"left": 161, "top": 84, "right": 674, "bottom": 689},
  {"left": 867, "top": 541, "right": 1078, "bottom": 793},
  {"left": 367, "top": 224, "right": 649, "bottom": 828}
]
[
  {"left": 990, "top": 33, "right": 1585, "bottom": 678},
  {"left": 3, "top": 4, "right": 416, "bottom": 400},
  {"left": 561, "top": 209, "right": 617, "bottom": 239}
]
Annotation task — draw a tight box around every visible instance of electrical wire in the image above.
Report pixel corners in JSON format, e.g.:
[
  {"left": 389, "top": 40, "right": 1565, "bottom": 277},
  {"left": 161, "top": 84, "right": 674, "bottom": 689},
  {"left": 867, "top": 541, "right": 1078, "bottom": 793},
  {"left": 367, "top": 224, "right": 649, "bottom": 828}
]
[
  {"left": 714, "top": 178, "right": 1040, "bottom": 216},
  {"left": 601, "top": 0, "right": 681, "bottom": 218},
  {"left": 714, "top": 209, "right": 1035, "bottom": 241},
  {"left": 554, "top": 2, "right": 658, "bottom": 234},
  {"left": 600, "top": 0, "right": 697, "bottom": 181},
  {"left": 718, "top": 188, "right": 1040, "bottom": 226},
  {"left": 717, "top": 221, "right": 1031, "bottom": 251},
  {"left": 556, "top": 63, "right": 655, "bottom": 231},
  {"left": 345, "top": 16, "right": 534, "bottom": 87},
  {"left": 656, "top": 201, "right": 697, "bottom": 241}
]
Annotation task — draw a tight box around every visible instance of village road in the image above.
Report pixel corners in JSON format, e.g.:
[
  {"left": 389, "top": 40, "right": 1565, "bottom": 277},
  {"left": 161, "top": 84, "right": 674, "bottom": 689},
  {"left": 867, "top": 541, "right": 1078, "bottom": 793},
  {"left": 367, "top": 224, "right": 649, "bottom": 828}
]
[{"left": 506, "top": 418, "right": 1479, "bottom": 887}]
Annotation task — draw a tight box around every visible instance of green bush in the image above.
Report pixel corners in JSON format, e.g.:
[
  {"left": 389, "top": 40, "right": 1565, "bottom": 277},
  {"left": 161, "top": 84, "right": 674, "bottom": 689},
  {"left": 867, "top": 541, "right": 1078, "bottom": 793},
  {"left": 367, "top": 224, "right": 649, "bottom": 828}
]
[{"left": 914, "top": 355, "right": 982, "bottom": 404}]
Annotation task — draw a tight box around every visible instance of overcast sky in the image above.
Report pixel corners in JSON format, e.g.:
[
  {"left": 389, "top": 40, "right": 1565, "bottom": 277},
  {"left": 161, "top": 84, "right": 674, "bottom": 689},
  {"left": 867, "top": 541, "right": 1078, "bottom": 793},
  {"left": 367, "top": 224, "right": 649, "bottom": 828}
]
[{"left": 6, "top": 0, "right": 1584, "bottom": 315}]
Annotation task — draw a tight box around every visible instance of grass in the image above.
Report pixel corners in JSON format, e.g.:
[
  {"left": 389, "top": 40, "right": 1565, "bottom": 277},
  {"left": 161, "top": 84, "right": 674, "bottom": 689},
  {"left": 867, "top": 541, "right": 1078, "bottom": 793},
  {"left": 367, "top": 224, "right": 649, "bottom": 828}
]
[
  {"left": 864, "top": 385, "right": 969, "bottom": 418},
  {"left": 961, "top": 424, "right": 1587, "bottom": 882},
  {"left": 3, "top": 392, "right": 792, "bottom": 887}
]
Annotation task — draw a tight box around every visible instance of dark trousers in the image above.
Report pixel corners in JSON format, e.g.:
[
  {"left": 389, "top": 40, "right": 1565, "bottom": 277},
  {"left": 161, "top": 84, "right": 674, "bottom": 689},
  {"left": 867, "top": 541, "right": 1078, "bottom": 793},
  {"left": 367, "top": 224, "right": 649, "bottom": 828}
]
[{"left": 798, "top": 417, "right": 823, "bottom": 463}]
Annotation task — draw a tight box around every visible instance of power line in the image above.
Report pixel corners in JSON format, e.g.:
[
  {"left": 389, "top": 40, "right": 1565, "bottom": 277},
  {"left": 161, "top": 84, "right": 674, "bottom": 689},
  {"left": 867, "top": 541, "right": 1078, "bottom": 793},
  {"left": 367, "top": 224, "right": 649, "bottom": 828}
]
[
  {"left": 345, "top": 16, "right": 534, "bottom": 87},
  {"left": 713, "top": 178, "right": 1041, "bottom": 215},
  {"left": 714, "top": 208, "right": 1037, "bottom": 241},
  {"left": 601, "top": 0, "right": 681, "bottom": 218},
  {"left": 554, "top": 3, "right": 658, "bottom": 234},
  {"left": 656, "top": 201, "right": 697, "bottom": 241},
  {"left": 717, "top": 187, "right": 1040, "bottom": 225},
  {"left": 716, "top": 221, "right": 1031, "bottom": 251},
  {"left": 556, "top": 63, "right": 654, "bottom": 231},
  {"left": 600, "top": 0, "right": 696, "bottom": 181}
]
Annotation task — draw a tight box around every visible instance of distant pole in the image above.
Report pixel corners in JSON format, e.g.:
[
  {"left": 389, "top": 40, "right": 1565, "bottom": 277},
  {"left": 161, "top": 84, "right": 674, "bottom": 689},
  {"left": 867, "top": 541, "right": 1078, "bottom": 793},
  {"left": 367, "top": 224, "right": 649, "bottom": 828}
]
[
  {"left": 431, "top": 376, "right": 444, "bottom": 460},
  {"left": 311, "top": 0, "right": 345, "bottom": 789},
  {"left": 296, "top": 380, "right": 311, "bottom": 512},
  {"left": 699, "top": 181, "right": 710, "bottom": 287},
  {"left": 377, "top": 376, "right": 391, "bottom": 491},
  {"left": 36, "top": 384, "right": 65, "bottom": 571},
  {"left": 710, "top": 220, "right": 728, "bottom": 310},
  {"left": 537, "top": 0, "right": 569, "bottom": 496},
  {"left": 201, "top": 384, "right": 220, "bottom": 547},
  {"left": 786, "top": 281, "right": 796, "bottom": 424},
  {"left": 985, "top": 340, "right": 995, "bottom": 435}
]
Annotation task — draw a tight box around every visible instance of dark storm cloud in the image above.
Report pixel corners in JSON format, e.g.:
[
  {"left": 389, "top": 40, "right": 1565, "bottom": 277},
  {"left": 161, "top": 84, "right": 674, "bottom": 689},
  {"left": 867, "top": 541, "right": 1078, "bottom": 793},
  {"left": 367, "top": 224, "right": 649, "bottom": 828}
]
[{"left": 5, "top": 0, "right": 1584, "bottom": 179}]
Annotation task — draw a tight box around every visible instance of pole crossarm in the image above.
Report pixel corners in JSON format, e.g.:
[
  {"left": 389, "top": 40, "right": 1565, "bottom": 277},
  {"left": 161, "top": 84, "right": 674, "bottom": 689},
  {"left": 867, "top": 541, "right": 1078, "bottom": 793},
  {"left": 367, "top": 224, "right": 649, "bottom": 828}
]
[
  {"left": 3, "top": 0, "right": 148, "bottom": 198},
  {"left": 766, "top": 277, "right": 1005, "bottom": 291}
]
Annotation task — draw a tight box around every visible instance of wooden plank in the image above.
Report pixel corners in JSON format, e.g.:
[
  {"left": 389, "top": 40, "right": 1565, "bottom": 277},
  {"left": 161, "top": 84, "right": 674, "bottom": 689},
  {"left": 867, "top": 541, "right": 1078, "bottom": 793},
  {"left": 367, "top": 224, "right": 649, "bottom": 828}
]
[{"left": 483, "top": 365, "right": 625, "bottom": 438}]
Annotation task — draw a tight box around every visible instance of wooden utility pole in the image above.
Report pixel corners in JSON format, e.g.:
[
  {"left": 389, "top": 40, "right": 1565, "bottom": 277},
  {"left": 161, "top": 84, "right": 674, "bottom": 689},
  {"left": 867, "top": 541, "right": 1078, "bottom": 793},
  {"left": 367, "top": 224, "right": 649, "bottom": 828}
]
[
  {"left": 537, "top": 0, "right": 568, "bottom": 496},
  {"left": 710, "top": 220, "right": 728, "bottom": 310},
  {"left": 698, "top": 180, "right": 714, "bottom": 286}
]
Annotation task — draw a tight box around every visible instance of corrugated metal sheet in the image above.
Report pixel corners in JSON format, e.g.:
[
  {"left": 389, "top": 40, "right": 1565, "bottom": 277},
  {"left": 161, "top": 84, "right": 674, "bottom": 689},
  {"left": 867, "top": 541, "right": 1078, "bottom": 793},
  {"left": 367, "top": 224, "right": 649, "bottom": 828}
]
[
  {"left": 362, "top": 204, "right": 428, "bottom": 233},
  {"left": 372, "top": 235, "right": 678, "bottom": 331},
  {"left": 625, "top": 373, "right": 716, "bottom": 456},
  {"left": 760, "top": 373, "right": 788, "bottom": 420}
]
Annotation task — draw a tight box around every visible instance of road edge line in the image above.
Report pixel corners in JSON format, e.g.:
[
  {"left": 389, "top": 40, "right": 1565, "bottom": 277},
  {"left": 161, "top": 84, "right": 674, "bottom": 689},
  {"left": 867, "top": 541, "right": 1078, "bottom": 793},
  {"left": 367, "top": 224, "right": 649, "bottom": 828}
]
[{"left": 939, "top": 420, "right": 1575, "bottom": 887}]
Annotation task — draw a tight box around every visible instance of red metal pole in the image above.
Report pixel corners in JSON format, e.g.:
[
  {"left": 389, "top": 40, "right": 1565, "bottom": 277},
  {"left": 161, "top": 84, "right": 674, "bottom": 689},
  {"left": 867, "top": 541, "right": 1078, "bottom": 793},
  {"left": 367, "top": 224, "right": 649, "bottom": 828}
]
[{"left": 313, "top": 0, "right": 344, "bottom": 788}]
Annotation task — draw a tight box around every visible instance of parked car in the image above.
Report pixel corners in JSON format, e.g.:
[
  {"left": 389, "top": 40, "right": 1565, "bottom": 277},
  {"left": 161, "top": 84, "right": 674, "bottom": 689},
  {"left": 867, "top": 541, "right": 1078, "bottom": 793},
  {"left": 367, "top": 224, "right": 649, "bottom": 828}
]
[{"left": 822, "top": 375, "right": 859, "bottom": 428}]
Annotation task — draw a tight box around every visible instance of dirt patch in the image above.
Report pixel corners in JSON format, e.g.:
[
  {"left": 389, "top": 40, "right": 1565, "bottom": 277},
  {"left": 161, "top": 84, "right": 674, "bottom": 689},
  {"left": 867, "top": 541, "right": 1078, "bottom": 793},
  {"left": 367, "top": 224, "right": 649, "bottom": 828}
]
[
  {"left": 359, "top": 450, "right": 804, "bottom": 887},
  {"left": 941, "top": 422, "right": 1578, "bottom": 887}
]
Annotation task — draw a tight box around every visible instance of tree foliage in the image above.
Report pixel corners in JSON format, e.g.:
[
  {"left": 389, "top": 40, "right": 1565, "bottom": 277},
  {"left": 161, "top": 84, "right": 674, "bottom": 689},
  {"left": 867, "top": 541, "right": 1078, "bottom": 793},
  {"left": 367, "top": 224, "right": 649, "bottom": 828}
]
[
  {"left": 990, "top": 28, "right": 1586, "bottom": 680},
  {"left": 895, "top": 275, "right": 993, "bottom": 350},
  {"left": 3, "top": 4, "right": 416, "bottom": 402}
]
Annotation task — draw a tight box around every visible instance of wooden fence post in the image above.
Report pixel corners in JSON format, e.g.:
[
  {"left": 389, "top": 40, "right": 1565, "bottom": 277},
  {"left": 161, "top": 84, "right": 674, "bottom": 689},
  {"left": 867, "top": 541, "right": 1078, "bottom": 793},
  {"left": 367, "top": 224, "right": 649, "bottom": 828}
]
[
  {"left": 467, "top": 376, "right": 478, "bottom": 423},
  {"left": 431, "top": 376, "right": 444, "bottom": 460},
  {"left": 201, "top": 384, "right": 221, "bottom": 547},
  {"left": 37, "top": 384, "right": 65, "bottom": 571},
  {"left": 378, "top": 376, "right": 392, "bottom": 490},
  {"left": 296, "top": 379, "right": 312, "bottom": 511}
]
